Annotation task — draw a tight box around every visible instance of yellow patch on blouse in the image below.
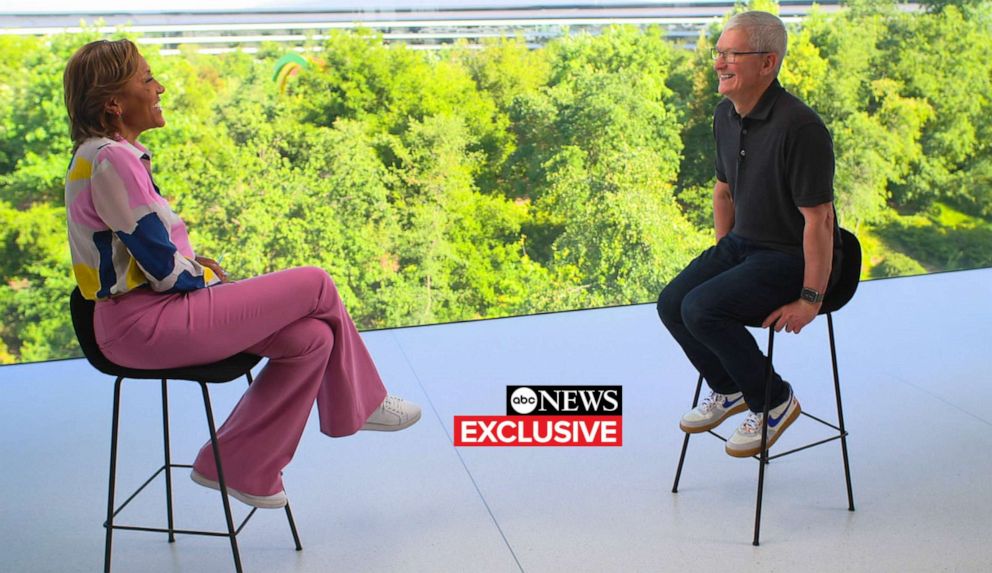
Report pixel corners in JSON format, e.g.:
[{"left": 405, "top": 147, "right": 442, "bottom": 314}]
[{"left": 67, "top": 156, "right": 92, "bottom": 183}]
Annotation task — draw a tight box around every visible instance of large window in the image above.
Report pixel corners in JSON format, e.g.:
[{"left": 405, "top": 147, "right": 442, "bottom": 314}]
[{"left": 2, "top": 1, "right": 990, "bottom": 364}]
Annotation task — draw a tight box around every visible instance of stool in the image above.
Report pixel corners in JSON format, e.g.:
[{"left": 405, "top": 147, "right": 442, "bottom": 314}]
[
  {"left": 671, "top": 228, "right": 861, "bottom": 545},
  {"left": 70, "top": 288, "right": 303, "bottom": 572}
]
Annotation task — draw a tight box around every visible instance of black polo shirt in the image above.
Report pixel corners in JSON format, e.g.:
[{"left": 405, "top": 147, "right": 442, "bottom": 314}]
[{"left": 714, "top": 79, "right": 836, "bottom": 257}]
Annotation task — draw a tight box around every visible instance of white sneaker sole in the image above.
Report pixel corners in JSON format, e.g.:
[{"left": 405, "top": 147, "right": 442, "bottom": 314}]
[
  {"left": 361, "top": 409, "right": 422, "bottom": 432},
  {"left": 190, "top": 469, "right": 287, "bottom": 509}
]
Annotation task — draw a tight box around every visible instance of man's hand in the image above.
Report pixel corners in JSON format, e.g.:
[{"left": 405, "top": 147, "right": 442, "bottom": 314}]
[
  {"left": 195, "top": 255, "right": 229, "bottom": 283},
  {"left": 762, "top": 299, "right": 820, "bottom": 334}
]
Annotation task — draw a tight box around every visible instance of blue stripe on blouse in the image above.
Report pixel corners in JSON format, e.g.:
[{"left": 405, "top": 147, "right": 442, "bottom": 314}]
[
  {"left": 115, "top": 212, "right": 176, "bottom": 281},
  {"left": 94, "top": 230, "right": 116, "bottom": 299},
  {"left": 169, "top": 270, "right": 207, "bottom": 293}
]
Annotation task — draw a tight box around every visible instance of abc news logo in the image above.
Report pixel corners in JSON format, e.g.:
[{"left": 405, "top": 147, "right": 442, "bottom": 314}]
[
  {"left": 454, "top": 385, "right": 622, "bottom": 447},
  {"left": 507, "top": 385, "right": 622, "bottom": 416}
]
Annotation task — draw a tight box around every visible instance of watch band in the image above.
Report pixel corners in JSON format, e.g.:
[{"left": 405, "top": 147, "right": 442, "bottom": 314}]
[{"left": 800, "top": 287, "right": 824, "bottom": 304}]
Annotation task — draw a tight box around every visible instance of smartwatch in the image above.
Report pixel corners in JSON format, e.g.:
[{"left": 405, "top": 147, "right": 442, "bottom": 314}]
[{"left": 800, "top": 287, "right": 824, "bottom": 304}]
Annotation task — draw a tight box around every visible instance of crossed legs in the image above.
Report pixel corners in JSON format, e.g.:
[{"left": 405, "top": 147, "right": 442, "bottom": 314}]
[{"left": 95, "top": 266, "right": 389, "bottom": 496}]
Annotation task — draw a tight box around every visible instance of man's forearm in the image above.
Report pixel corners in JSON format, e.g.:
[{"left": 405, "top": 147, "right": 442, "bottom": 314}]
[
  {"left": 713, "top": 181, "right": 734, "bottom": 241},
  {"left": 801, "top": 206, "right": 834, "bottom": 295}
]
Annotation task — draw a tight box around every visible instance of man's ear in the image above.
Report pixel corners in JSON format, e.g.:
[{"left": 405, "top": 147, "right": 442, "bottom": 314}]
[{"left": 761, "top": 52, "right": 780, "bottom": 77}]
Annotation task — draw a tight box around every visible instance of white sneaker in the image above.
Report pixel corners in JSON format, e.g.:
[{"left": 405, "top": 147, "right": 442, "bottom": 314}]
[
  {"left": 190, "top": 469, "right": 287, "bottom": 509},
  {"left": 361, "top": 395, "right": 421, "bottom": 431},
  {"left": 679, "top": 390, "right": 748, "bottom": 433},
  {"left": 725, "top": 391, "right": 801, "bottom": 458}
]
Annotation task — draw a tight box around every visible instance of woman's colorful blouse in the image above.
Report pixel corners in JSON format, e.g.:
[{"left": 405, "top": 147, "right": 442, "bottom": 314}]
[{"left": 65, "top": 137, "right": 219, "bottom": 300}]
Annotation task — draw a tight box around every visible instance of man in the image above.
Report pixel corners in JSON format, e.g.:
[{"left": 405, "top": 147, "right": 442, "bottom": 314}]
[{"left": 657, "top": 11, "right": 841, "bottom": 457}]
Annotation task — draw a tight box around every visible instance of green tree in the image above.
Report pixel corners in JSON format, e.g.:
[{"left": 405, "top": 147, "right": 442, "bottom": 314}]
[{"left": 884, "top": 4, "right": 992, "bottom": 213}]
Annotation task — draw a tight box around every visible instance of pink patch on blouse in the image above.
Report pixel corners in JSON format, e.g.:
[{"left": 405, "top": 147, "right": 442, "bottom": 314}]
[
  {"left": 97, "top": 145, "right": 166, "bottom": 211},
  {"left": 170, "top": 222, "right": 195, "bottom": 258},
  {"left": 68, "top": 187, "right": 108, "bottom": 230}
]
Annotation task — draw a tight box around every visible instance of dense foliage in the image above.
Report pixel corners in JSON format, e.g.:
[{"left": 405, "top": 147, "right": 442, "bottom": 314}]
[{"left": 1, "top": 1, "right": 990, "bottom": 363}]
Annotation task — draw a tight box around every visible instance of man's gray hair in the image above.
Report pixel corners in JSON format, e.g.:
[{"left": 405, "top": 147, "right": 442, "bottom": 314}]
[{"left": 725, "top": 11, "right": 788, "bottom": 68}]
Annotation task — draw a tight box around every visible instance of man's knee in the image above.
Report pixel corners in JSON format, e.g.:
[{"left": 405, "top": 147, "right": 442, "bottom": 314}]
[
  {"left": 657, "top": 282, "right": 683, "bottom": 328},
  {"left": 680, "top": 290, "right": 718, "bottom": 338}
]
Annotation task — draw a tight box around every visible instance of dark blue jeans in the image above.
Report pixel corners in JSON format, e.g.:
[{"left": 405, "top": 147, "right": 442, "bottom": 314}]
[{"left": 657, "top": 233, "right": 805, "bottom": 412}]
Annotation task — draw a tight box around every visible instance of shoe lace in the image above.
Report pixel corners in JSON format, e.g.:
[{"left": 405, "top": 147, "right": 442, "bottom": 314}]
[
  {"left": 381, "top": 395, "right": 404, "bottom": 415},
  {"left": 740, "top": 411, "right": 762, "bottom": 433},
  {"left": 698, "top": 392, "right": 722, "bottom": 413}
]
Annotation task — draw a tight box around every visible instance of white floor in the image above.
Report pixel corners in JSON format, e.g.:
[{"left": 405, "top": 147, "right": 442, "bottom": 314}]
[{"left": 2, "top": 269, "right": 991, "bottom": 573}]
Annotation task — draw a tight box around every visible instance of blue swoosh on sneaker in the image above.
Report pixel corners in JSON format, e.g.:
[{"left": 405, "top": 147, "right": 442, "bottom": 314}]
[
  {"left": 722, "top": 395, "right": 743, "bottom": 408},
  {"left": 767, "top": 399, "right": 793, "bottom": 428}
]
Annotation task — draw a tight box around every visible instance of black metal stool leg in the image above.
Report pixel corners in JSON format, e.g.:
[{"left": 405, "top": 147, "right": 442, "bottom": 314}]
[
  {"left": 754, "top": 329, "right": 775, "bottom": 546},
  {"left": 200, "top": 382, "right": 244, "bottom": 573},
  {"left": 672, "top": 374, "right": 705, "bottom": 493},
  {"left": 284, "top": 503, "right": 303, "bottom": 550},
  {"left": 828, "top": 314, "right": 855, "bottom": 511},
  {"left": 161, "top": 379, "right": 176, "bottom": 543},
  {"left": 105, "top": 377, "right": 124, "bottom": 573}
]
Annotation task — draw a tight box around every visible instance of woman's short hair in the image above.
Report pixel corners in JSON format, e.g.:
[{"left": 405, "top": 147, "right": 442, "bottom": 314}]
[
  {"left": 725, "top": 11, "right": 788, "bottom": 71},
  {"left": 63, "top": 39, "right": 141, "bottom": 149}
]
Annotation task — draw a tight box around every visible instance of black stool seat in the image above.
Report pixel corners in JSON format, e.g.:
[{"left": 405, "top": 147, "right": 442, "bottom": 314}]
[
  {"left": 70, "top": 287, "right": 301, "bottom": 572},
  {"left": 70, "top": 288, "right": 261, "bottom": 382},
  {"left": 821, "top": 229, "right": 862, "bottom": 314}
]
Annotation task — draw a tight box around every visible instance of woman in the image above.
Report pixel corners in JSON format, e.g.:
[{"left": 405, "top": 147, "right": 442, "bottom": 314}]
[{"left": 63, "top": 39, "right": 420, "bottom": 509}]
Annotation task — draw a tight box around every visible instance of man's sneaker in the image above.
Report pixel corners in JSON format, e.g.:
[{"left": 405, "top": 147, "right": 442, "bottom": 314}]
[
  {"left": 190, "top": 469, "right": 287, "bottom": 509},
  {"left": 725, "top": 391, "right": 801, "bottom": 458},
  {"left": 361, "top": 395, "right": 422, "bottom": 431},
  {"left": 679, "top": 390, "right": 748, "bottom": 433}
]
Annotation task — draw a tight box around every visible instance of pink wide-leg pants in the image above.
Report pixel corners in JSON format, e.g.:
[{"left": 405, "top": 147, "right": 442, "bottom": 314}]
[{"left": 93, "top": 266, "right": 387, "bottom": 496}]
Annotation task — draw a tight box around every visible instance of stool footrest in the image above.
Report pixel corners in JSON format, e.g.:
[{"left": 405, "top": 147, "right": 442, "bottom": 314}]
[
  {"left": 767, "top": 433, "right": 847, "bottom": 461},
  {"left": 110, "top": 465, "right": 168, "bottom": 520},
  {"left": 105, "top": 515, "right": 257, "bottom": 538},
  {"left": 107, "top": 464, "right": 260, "bottom": 537},
  {"left": 800, "top": 410, "right": 842, "bottom": 432},
  {"left": 698, "top": 410, "right": 848, "bottom": 462},
  {"left": 706, "top": 430, "right": 728, "bottom": 442}
]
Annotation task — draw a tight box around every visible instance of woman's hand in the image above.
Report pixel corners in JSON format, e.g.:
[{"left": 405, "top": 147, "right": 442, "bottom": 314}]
[{"left": 195, "top": 255, "right": 229, "bottom": 283}]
